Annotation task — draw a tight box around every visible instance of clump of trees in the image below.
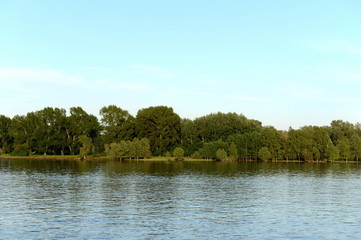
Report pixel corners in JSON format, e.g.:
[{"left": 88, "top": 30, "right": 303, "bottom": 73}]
[
  {"left": 173, "top": 147, "right": 184, "bottom": 161},
  {"left": 105, "top": 138, "right": 151, "bottom": 160},
  {"left": 1, "top": 105, "right": 361, "bottom": 162}
]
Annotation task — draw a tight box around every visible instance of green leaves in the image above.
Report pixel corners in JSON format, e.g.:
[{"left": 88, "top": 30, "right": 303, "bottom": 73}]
[
  {"left": 105, "top": 138, "right": 151, "bottom": 160},
  {"left": 136, "top": 106, "right": 181, "bottom": 155},
  {"left": 258, "top": 147, "right": 272, "bottom": 161},
  {"left": 3, "top": 106, "right": 361, "bottom": 162},
  {"left": 79, "top": 135, "right": 94, "bottom": 159},
  {"left": 0, "top": 115, "right": 12, "bottom": 154},
  {"left": 100, "top": 105, "right": 135, "bottom": 143},
  {"left": 173, "top": 147, "right": 184, "bottom": 161}
]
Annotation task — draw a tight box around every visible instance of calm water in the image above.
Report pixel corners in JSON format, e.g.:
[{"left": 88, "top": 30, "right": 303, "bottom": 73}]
[{"left": 1, "top": 159, "right": 361, "bottom": 239}]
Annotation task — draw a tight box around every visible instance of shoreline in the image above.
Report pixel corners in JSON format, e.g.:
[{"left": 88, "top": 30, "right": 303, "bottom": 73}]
[{"left": 0, "top": 155, "right": 359, "bottom": 163}]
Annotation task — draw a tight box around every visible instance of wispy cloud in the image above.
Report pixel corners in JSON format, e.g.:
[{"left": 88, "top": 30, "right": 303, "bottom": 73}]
[
  {"left": 305, "top": 39, "right": 361, "bottom": 56},
  {"left": 82, "top": 66, "right": 110, "bottom": 71},
  {"left": 228, "top": 95, "right": 266, "bottom": 103},
  {"left": 128, "top": 65, "right": 176, "bottom": 79},
  {"left": 317, "top": 66, "right": 361, "bottom": 84},
  {"left": 116, "top": 82, "right": 151, "bottom": 92},
  {"left": 0, "top": 68, "right": 86, "bottom": 88},
  {"left": 195, "top": 76, "right": 230, "bottom": 85},
  {"left": 281, "top": 80, "right": 361, "bottom": 106},
  {"left": 281, "top": 82, "right": 328, "bottom": 102}
]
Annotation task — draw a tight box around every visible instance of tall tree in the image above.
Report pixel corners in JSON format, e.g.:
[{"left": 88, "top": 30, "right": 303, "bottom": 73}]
[
  {"left": 0, "top": 115, "right": 12, "bottom": 154},
  {"left": 350, "top": 134, "right": 361, "bottom": 161},
  {"left": 67, "top": 107, "right": 100, "bottom": 154},
  {"left": 261, "top": 126, "right": 285, "bottom": 160},
  {"left": 193, "top": 112, "right": 262, "bottom": 142},
  {"left": 100, "top": 105, "right": 135, "bottom": 143},
  {"left": 79, "top": 135, "right": 94, "bottom": 159},
  {"left": 180, "top": 118, "right": 202, "bottom": 156},
  {"left": 10, "top": 113, "right": 43, "bottom": 155},
  {"left": 228, "top": 142, "right": 239, "bottom": 161},
  {"left": 136, "top": 106, "right": 181, "bottom": 155},
  {"left": 337, "top": 137, "right": 351, "bottom": 160},
  {"left": 37, "top": 107, "right": 68, "bottom": 155}
]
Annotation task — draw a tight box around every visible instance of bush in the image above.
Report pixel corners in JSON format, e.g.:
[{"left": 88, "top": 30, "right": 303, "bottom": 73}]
[
  {"left": 173, "top": 147, "right": 184, "bottom": 161},
  {"left": 11, "top": 143, "right": 30, "bottom": 156},
  {"left": 165, "top": 151, "right": 172, "bottom": 158},
  {"left": 258, "top": 147, "right": 272, "bottom": 161},
  {"left": 191, "top": 151, "right": 201, "bottom": 159},
  {"left": 216, "top": 148, "right": 228, "bottom": 161}
]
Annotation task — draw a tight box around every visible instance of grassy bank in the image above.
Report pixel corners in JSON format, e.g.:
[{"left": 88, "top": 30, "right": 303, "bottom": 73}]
[
  {"left": 1, "top": 154, "right": 359, "bottom": 163},
  {"left": 0, "top": 154, "right": 212, "bottom": 162}
]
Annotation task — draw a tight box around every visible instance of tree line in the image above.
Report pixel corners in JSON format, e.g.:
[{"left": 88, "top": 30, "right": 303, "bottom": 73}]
[{"left": 1, "top": 105, "right": 361, "bottom": 161}]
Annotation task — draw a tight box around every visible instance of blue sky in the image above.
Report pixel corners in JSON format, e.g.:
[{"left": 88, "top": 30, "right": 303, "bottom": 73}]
[{"left": 1, "top": 0, "right": 361, "bottom": 129}]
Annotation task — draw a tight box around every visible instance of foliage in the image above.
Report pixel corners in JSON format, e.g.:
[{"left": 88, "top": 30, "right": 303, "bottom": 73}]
[
  {"left": 191, "top": 151, "right": 201, "bottom": 159},
  {"left": 100, "top": 105, "right": 135, "bottom": 144},
  {"left": 216, "top": 148, "right": 228, "bottom": 161},
  {"left": 3, "top": 106, "right": 361, "bottom": 162},
  {"left": 67, "top": 107, "right": 100, "bottom": 154},
  {"left": 165, "top": 151, "right": 172, "bottom": 158},
  {"left": 79, "top": 135, "right": 94, "bottom": 159},
  {"left": 228, "top": 142, "right": 238, "bottom": 160},
  {"left": 0, "top": 115, "right": 12, "bottom": 154},
  {"left": 173, "top": 147, "right": 184, "bottom": 160},
  {"left": 11, "top": 143, "right": 30, "bottom": 156},
  {"left": 105, "top": 138, "right": 151, "bottom": 160},
  {"left": 197, "top": 140, "right": 228, "bottom": 160},
  {"left": 193, "top": 112, "right": 262, "bottom": 142},
  {"left": 136, "top": 106, "right": 181, "bottom": 155},
  {"left": 258, "top": 147, "right": 272, "bottom": 161}
]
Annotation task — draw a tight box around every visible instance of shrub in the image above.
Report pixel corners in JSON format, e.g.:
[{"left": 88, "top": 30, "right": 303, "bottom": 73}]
[
  {"left": 216, "top": 148, "right": 228, "bottom": 161},
  {"left": 173, "top": 147, "right": 184, "bottom": 161},
  {"left": 11, "top": 143, "right": 30, "bottom": 156}
]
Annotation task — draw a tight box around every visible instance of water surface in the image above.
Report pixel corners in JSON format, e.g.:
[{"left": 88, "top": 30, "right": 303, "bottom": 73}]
[{"left": 1, "top": 159, "right": 361, "bottom": 239}]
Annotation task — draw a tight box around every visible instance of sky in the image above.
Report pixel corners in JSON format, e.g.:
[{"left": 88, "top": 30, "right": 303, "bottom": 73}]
[{"left": 1, "top": 0, "right": 361, "bottom": 130}]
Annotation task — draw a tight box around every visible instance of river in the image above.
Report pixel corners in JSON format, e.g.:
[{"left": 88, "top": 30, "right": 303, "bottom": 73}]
[{"left": 1, "top": 159, "right": 361, "bottom": 239}]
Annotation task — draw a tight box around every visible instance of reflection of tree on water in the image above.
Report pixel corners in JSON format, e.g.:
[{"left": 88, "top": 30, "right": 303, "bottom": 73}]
[{"left": 3, "top": 158, "right": 361, "bottom": 179}]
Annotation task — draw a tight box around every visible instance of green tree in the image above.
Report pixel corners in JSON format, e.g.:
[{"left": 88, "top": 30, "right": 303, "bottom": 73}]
[
  {"left": 198, "top": 140, "right": 228, "bottom": 159},
  {"left": 140, "top": 138, "right": 152, "bottom": 159},
  {"left": 258, "top": 147, "right": 272, "bottom": 161},
  {"left": 10, "top": 113, "right": 43, "bottom": 155},
  {"left": 228, "top": 142, "right": 238, "bottom": 160},
  {"left": 37, "top": 107, "right": 68, "bottom": 155},
  {"left": 216, "top": 148, "right": 228, "bottom": 161},
  {"left": 350, "top": 134, "right": 361, "bottom": 161},
  {"left": 0, "top": 115, "right": 12, "bottom": 154},
  {"left": 105, "top": 142, "right": 122, "bottom": 160},
  {"left": 261, "top": 126, "right": 285, "bottom": 160},
  {"left": 67, "top": 107, "right": 101, "bottom": 154},
  {"left": 105, "top": 138, "right": 151, "bottom": 160},
  {"left": 100, "top": 105, "right": 135, "bottom": 144},
  {"left": 337, "top": 137, "right": 351, "bottom": 160},
  {"left": 136, "top": 106, "right": 181, "bottom": 155},
  {"left": 311, "top": 146, "right": 321, "bottom": 161},
  {"left": 79, "top": 135, "right": 94, "bottom": 159},
  {"left": 329, "top": 120, "right": 355, "bottom": 145},
  {"left": 325, "top": 139, "right": 339, "bottom": 161},
  {"left": 227, "top": 132, "right": 262, "bottom": 160},
  {"left": 11, "top": 143, "right": 30, "bottom": 156},
  {"left": 191, "top": 151, "right": 201, "bottom": 159},
  {"left": 180, "top": 118, "right": 202, "bottom": 156},
  {"left": 173, "top": 147, "right": 185, "bottom": 160},
  {"left": 193, "top": 112, "right": 262, "bottom": 142},
  {"left": 287, "top": 128, "right": 303, "bottom": 160}
]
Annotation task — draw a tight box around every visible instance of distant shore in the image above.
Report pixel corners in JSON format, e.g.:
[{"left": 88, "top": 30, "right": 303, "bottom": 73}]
[
  {"left": 1, "top": 155, "right": 359, "bottom": 163},
  {"left": 0, "top": 155, "right": 211, "bottom": 162}
]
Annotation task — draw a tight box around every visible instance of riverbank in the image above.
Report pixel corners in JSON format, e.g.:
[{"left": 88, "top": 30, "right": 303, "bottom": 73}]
[
  {"left": 1, "top": 155, "right": 359, "bottom": 163},
  {"left": 0, "top": 155, "right": 213, "bottom": 162}
]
